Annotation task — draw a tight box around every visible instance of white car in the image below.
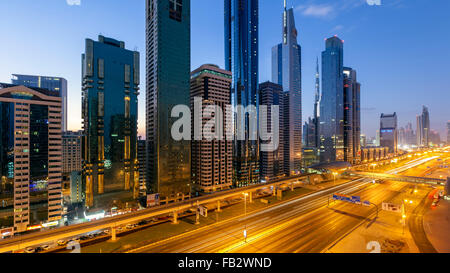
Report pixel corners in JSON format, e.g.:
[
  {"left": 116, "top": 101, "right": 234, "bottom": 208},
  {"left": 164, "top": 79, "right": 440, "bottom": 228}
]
[
  {"left": 57, "top": 240, "right": 67, "bottom": 246},
  {"left": 24, "top": 247, "right": 35, "bottom": 253}
]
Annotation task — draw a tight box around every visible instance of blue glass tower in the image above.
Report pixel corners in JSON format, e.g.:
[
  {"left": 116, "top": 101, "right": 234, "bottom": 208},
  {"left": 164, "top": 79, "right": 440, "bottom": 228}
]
[
  {"left": 320, "top": 36, "right": 344, "bottom": 163},
  {"left": 271, "top": 1, "right": 302, "bottom": 175},
  {"left": 82, "top": 35, "right": 140, "bottom": 208},
  {"left": 225, "top": 0, "right": 260, "bottom": 187}
]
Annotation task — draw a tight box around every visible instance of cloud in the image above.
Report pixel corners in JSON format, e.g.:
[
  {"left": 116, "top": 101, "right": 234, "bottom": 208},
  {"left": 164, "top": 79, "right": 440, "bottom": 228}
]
[
  {"left": 66, "top": 0, "right": 81, "bottom": 6},
  {"left": 296, "top": 4, "right": 334, "bottom": 18}
]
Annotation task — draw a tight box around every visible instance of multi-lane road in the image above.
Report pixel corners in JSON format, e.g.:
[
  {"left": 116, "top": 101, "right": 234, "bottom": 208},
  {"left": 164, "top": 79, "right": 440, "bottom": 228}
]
[{"left": 129, "top": 154, "right": 446, "bottom": 253}]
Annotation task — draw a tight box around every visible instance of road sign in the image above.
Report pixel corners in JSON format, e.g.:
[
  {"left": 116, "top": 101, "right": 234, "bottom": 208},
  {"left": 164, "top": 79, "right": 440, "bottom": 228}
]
[
  {"left": 382, "top": 202, "right": 402, "bottom": 213},
  {"left": 198, "top": 206, "right": 208, "bottom": 217},
  {"left": 147, "top": 193, "right": 160, "bottom": 208}
]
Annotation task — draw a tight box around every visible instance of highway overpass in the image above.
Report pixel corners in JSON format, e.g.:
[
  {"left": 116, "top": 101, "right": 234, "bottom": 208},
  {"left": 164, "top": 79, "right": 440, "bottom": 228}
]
[{"left": 348, "top": 171, "right": 447, "bottom": 186}]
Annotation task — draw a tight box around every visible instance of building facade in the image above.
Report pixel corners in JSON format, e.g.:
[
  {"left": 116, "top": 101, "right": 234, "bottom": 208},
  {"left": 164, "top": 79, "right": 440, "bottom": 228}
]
[
  {"left": 343, "top": 67, "right": 361, "bottom": 164},
  {"left": 259, "top": 81, "right": 285, "bottom": 181},
  {"left": 62, "top": 131, "right": 82, "bottom": 174},
  {"left": 320, "top": 36, "right": 344, "bottom": 163},
  {"left": 271, "top": 3, "right": 302, "bottom": 175},
  {"left": 225, "top": 0, "right": 260, "bottom": 187},
  {"left": 82, "top": 35, "right": 140, "bottom": 208},
  {"left": 146, "top": 0, "right": 191, "bottom": 198},
  {"left": 380, "top": 113, "right": 398, "bottom": 155},
  {"left": 12, "top": 74, "right": 68, "bottom": 132},
  {"left": 190, "top": 65, "right": 233, "bottom": 192},
  {"left": 137, "top": 138, "right": 146, "bottom": 196},
  {"left": 0, "top": 83, "right": 62, "bottom": 233},
  {"left": 447, "top": 121, "right": 450, "bottom": 144}
]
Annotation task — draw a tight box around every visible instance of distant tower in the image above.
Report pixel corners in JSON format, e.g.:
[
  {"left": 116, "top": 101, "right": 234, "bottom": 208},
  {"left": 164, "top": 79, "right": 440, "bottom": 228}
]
[{"left": 314, "top": 57, "right": 320, "bottom": 148}]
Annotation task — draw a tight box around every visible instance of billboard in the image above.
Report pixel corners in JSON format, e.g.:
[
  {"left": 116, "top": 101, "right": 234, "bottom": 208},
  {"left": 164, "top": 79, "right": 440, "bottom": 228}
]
[{"left": 147, "top": 193, "right": 160, "bottom": 208}]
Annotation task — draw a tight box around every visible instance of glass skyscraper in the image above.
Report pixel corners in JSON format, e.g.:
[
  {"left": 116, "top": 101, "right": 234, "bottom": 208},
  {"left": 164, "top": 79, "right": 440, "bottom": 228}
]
[
  {"left": 11, "top": 74, "right": 68, "bottom": 132},
  {"left": 271, "top": 2, "right": 302, "bottom": 175},
  {"left": 82, "top": 35, "right": 140, "bottom": 208},
  {"left": 320, "top": 36, "right": 344, "bottom": 163},
  {"left": 225, "top": 0, "right": 260, "bottom": 187},
  {"left": 146, "top": 0, "right": 191, "bottom": 197}
]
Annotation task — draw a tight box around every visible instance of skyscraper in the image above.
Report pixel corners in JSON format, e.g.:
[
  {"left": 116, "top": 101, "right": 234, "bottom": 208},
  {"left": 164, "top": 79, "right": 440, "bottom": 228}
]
[
  {"left": 313, "top": 57, "right": 321, "bottom": 148},
  {"left": 146, "top": 0, "right": 191, "bottom": 197},
  {"left": 447, "top": 121, "right": 450, "bottom": 145},
  {"left": 225, "top": 0, "right": 260, "bottom": 186},
  {"left": 0, "top": 83, "right": 62, "bottom": 233},
  {"left": 137, "top": 138, "right": 146, "bottom": 196},
  {"left": 343, "top": 67, "right": 361, "bottom": 164},
  {"left": 380, "top": 113, "right": 398, "bottom": 155},
  {"left": 62, "top": 131, "right": 82, "bottom": 175},
  {"left": 417, "top": 115, "right": 423, "bottom": 147},
  {"left": 320, "top": 36, "right": 344, "bottom": 163},
  {"left": 190, "top": 64, "right": 233, "bottom": 193},
  {"left": 271, "top": 1, "right": 302, "bottom": 175},
  {"left": 11, "top": 74, "right": 68, "bottom": 132},
  {"left": 82, "top": 35, "right": 140, "bottom": 207},
  {"left": 421, "top": 106, "right": 430, "bottom": 147},
  {"left": 259, "top": 81, "right": 285, "bottom": 181}
]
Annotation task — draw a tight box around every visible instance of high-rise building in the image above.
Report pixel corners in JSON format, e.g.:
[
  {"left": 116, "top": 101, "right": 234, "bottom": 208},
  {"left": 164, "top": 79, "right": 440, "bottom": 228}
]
[
  {"left": 343, "top": 67, "right": 361, "bottom": 164},
  {"left": 303, "top": 117, "right": 316, "bottom": 148},
  {"left": 190, "top": 64, "right": 233, "bottom": 193},
  {"left": 11, "top": 74, "right": 68, "bottom": 132},
  {"left": 447, "top": 121, "right": 450, "bottom": 145},
  {"left": 62, "top": 131, "right": 82, "bottom": 174},
  {"left": 417, "top": 115, "right": 423, "bottom": 147},
  {"left": 313, "top": 57, "right": 321, "bottom": 148},
  {"left": 271, "top": 1, "right": 302, "bottom": 174},
  {"left": 259, "top": 81, "right": 285, "bottom": 181},
  {"left": 380, "top": 113, "right": 398, "bottom": 155},
  {"left": 0, "top": 83, "right": 62, "bottom": 233},
  {"left": 137, "top": 138, "right": 146, "bottom": 196},
  {"left": 82, "top": 35, "right": 140, "bottom": 208},
  {"left": 320, "top": 36, "right": 344, "bottom": 163},
  {"left": 225, "top": 0, "right": 260, "bottom": 186},
  {"left": 421, "top": 106, "right": 430, "bottom": 147},
  {"left": 146, "top": 0, "right": 191, "bottom": 197}
]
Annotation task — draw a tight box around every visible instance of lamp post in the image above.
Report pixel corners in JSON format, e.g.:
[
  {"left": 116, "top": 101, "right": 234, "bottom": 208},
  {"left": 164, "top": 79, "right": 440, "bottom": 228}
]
[{"left": 243, "top": 193, "right": 248, "bottom": 217}]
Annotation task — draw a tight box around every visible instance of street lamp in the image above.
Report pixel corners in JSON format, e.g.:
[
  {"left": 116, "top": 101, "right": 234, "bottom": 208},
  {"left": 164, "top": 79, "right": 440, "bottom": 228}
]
[{"left": 243, "top": 193, "right": 248, "bottom": 217}]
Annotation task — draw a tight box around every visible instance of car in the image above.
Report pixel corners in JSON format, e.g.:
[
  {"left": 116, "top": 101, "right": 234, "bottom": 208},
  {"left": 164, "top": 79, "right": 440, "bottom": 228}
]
[
  {"left": 103, "top": 229, "right": 110, "bottom": 234},
  {"left": 34, "top": 247, "right": 44, "bottom": 253},
  {"left": 57, "top": 240, "right": 67, "bottom": 246},
  {"left": 138, "top": 220, "right": 147, "bottom": 226},
  {"left": 41, "top": 245, "right": 50, "bottom": 251},
  {"left": 24, "top": 247, "right": 35, "bottom": 253},
  {"left": 126, "top": 224, "right": 134, "bottom": 230}
]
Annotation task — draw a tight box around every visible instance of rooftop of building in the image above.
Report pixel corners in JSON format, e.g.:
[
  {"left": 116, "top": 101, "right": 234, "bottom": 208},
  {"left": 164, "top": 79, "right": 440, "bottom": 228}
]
[
  {"left": 190, "top": 64, "right": 231, "bottom": 79},
  {"left": 0, "top": 83, "right": 60, "bottom": 98}
]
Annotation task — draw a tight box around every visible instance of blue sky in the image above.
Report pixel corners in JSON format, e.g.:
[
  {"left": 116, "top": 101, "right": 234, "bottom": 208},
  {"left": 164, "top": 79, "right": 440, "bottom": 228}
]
[{"left": 0, "top": 0, "right": 449, "bottom": 138}]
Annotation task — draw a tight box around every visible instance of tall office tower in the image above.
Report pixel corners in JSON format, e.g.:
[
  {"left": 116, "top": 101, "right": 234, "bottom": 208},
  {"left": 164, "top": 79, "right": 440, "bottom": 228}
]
[
  {"left": 421, "top": 106, "right": 430, "bottom": 147},
  {"left": 146, "top": 0, "right": 191, "bottom": 197},
  {"left": 405, "top": 122, "right": 416, "bottom": 146},
  {"left": 380, "top": 113, "right": 398, "bottom": 155},
  {"left": 447, "top": 121, "right": 450, "bottom": 144},
  {"left": 375, "top": 130, "right": 381, "bottom": 147},
  {"left": 259, "top": 82, "right": 285, "bottom": 181},
  {"left": 429, "top": 130, "right": 441, "bottom": 146},
  {"left": 417, "top": 115, "right": 423, "bottom": 147},
  {"left": 313, "top": 57, "right": 321, "bottom": 148},
  {"left": 0, "top": 83, "right": 62, "bottom": 233},
  {"left": 303, "top": 117, "right": 316, "bottom": 148},
  {"left": 225, "top": 0, "right": 260, "bottom": 186},
  {"left": 360, "top": 134, "right": 367, "bottom": 148},
  {"left": 12, "top": 74, "right": 68, "bottom": 132},
  {"left": 82, "top": 35, "right": 140, "bottom": 207},
  {"left": 398, "top": 127, "right": 406, "bottom": 147},
  {"left": 190, "top": 65, "right": 233, "bottom": 193},
  {"left": 62, "top": 131, "right": 82, "bottom": 175},
  {"left": 271, "top": 1, "right": 302, "bottom": 174},
  {"left": 343, "top": 67, "right": 361, "bottom": 164},
  {"left": 320, "top": 36, "right": 344, "bottom": 163},
  {"left": 137, "top": 138, "right": 146, "bottom": 196}
]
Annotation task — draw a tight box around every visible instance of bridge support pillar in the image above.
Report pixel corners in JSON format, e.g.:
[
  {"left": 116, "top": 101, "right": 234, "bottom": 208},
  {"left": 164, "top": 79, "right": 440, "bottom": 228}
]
[
  {"left": 249, "top": 193, "right": 253, "bottom": 203},
  {"left": 111, "top": 227, "right": 117, "bottom": 242},
  {"left": 172, "top": 211, "right": 179, "bottom": 224},
  {"left": 291, "top": 183, "right": 294, "bottom": 192},
  {"left": 217, "top": 200, "right": 221, "bottom": 212}
]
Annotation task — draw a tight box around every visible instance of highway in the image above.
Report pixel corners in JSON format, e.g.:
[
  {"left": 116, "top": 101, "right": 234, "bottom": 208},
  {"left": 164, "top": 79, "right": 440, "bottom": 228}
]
[{"left": 130, "top": 154, "right": 446, "bottom": 253}]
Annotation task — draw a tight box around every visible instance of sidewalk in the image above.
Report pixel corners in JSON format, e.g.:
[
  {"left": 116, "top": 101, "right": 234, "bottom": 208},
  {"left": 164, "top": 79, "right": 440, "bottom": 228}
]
[{"left": 423, "top": 200, "right": 450, "bottom": 253}]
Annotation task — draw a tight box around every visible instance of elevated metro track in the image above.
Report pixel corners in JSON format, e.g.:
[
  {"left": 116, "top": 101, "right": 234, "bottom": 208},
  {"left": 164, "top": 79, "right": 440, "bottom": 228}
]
[{"left": 348, "top": 172, "right": 447, "bottom": 186}]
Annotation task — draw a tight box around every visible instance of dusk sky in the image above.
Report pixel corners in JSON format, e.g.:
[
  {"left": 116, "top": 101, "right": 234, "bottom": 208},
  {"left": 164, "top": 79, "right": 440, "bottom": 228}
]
[{"left": 0, "top": 0, "right": 449, "bottom": 139}]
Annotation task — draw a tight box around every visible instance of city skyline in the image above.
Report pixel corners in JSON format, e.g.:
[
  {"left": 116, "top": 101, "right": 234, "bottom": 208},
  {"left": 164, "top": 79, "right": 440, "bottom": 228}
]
[{"left": 1, "top": 0, "right": 449, "bottom": 139}]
